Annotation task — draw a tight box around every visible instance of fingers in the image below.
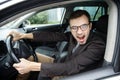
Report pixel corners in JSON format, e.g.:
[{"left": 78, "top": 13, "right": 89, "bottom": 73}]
[
  {"left": 13, "top": 58, "right": 31, "bottom": 74},
  {"left": 13, "top": 63, "right": 25, "bottom": 74},
  {"left": 17, "top": 68, "right": 25, "bottom": 74},
  {"left": 8, "top": 31, "right": 23, "bottom": 41},
  {"left": 13, "top": 63, "right": 23, "bottom": 74},
  {"left": 13, "top": 58, "right": 24, "bottom": 68},
  {"left": 8, "top": 30, "right": 16, "bottom": 36},
  {"left": 19, "top": 58, "right": 28, "bottom": 62},
  {"left": 13, "top": 63, "right": 20, "bottom": 68}
]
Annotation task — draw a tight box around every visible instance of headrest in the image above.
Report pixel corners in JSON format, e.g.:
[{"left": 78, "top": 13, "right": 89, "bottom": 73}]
[{"left": 96, "top": 15, "right": 108, "bottom": 34}]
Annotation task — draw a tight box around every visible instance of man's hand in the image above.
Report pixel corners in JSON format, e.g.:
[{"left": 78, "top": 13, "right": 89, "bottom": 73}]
[
  {"left": 8, "top": 31, "right": 25, "bottom": 41},
  {"left": 8, "top": 31, "right": 33, "bottom": 41},
  {"left": 13, "top": 58, "right": 32, "bottom": 74},
  {"left": 13, "top": 58, "right": 41, "bottom": 74}
]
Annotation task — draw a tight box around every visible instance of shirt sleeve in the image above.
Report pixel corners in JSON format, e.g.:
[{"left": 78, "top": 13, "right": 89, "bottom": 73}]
[{"left": 32, "top": 31, "right": 69, "bottom": 42}]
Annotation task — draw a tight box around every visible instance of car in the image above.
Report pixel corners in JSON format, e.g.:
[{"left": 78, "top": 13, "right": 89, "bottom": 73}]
[{"left": 0, "top": 0, "right": 120, "bottom": 80}]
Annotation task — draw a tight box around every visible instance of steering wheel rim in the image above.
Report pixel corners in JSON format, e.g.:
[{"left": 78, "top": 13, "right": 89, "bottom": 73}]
[
  {"left": 6, "top": 35, "right": 20, "bottom": 63},
  {"left": 6, "top": 35, "right": 38, "bottom": 63}
]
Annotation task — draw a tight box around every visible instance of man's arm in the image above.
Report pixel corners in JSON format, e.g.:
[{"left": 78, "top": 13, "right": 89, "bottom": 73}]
[
  {"left": 8, "top": 31, "right": 33, "bottom": 41},
  {"left": 9, "top": 31, "right": 69, "bottom": 42},
  {"left": 23, "top": 33, "right": 33, "bottom": 39},
  {"left": 32, "top": 31, "right": 69, "bottom": 42}
]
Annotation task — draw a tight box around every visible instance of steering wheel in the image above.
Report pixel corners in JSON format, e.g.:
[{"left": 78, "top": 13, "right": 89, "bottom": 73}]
[{"left": 5, "top": 35, "right": 38, "bottom": 64}]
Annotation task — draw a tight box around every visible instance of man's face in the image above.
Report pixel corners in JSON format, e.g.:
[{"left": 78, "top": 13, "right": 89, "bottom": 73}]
[{"left": 70, "top": 15, "right": 92, "bottom": 45}]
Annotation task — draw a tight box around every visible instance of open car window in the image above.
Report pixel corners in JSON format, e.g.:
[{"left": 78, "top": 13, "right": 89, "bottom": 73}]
[{"left": 24, "top": 8, "right": 65, "bottom": 28}]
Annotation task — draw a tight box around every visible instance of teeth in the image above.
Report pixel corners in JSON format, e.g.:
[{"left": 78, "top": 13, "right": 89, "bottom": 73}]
[{"left": 78, "top": 36, "right": 84, "bottom": 39}]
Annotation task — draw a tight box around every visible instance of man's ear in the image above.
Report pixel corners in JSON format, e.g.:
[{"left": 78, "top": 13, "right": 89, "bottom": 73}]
[{"left": 89, "top": 22, "right": 92, "bottom": 30}]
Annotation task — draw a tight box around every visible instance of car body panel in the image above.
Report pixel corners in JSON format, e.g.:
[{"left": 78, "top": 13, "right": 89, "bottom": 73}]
[{"left": 0, "top": 0, "right": 120, "bottom": 80}]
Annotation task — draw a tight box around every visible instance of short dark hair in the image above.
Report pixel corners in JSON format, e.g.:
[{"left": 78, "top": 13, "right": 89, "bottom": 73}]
[{"left": 69, "top": 10, "right": 91, "bottom": 22}]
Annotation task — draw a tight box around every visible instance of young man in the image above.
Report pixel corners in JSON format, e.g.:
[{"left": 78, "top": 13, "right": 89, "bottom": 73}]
[{"left": 10, "top": 10, "right": 105, "bottom": 78}]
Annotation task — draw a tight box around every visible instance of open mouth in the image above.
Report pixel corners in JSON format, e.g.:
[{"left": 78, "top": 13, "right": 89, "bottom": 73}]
[{"left": 77, "top": 35, "right": 85, "bottom": 43}]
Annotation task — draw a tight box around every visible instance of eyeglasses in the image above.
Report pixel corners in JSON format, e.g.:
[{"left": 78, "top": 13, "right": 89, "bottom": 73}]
[{"left": 70, "top": 23, "right": 90, "bottom": 31}]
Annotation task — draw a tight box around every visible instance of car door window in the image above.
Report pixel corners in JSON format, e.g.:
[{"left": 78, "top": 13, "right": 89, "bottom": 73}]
[
  {"left": 74, "top": 6, "right": 105, "bottom": 21},
  {"left": 25, "top": 8, "right": 65, "bottom": 28}
]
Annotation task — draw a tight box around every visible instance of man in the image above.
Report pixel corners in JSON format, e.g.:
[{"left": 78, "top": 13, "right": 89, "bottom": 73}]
[{"left": 10, "top": 10, "right": 105, "bottom": 79}]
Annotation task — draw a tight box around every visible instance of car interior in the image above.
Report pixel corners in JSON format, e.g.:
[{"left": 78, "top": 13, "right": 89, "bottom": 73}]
[
  {"left": 31, "top": 1, "right": 108, "bottom": 64},
  {"left": 0, "top": 0, "right": 119, "bottom": 80}
]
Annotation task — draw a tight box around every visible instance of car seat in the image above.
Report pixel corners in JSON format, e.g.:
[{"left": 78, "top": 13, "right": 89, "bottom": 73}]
[
  {"left": 93, "top": 14, "right": 108, "bottom": 68},
  {"left": 35, "top": 27, "right": 70, "bottom": 62},
  {"left": 94, "top": 15, "right": 108, "bottom": 42}
]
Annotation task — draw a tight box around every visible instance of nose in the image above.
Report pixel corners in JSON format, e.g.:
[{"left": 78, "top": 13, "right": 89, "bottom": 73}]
[{"left": 76, "top": 27, "right": 83, "bottom": 35}]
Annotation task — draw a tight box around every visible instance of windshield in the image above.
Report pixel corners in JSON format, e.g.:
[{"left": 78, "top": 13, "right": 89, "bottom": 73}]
[{"left": 0, "top": 11, "right": 36, "bottom": 29}]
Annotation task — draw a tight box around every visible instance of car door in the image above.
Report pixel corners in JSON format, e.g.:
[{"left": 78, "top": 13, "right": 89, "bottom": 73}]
[
  {"left": 22, "top": 8, "right": 66, "bottom": 48},
  {"left": 0, "top": 0, "right": 120, "bottom": 80},
  {"left": 23, "top": 8, "right": 65, "bottom": 33}
]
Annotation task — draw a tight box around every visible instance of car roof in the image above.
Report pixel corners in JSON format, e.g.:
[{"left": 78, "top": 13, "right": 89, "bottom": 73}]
[
  {"left": 0, "top": 0, "right": 25, "bottom": 10},
  {"left": 0, "top": 0, "right": 107, "bottom": 26}
]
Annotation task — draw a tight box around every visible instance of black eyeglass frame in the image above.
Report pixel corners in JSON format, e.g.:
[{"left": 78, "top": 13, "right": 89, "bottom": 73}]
[{"left": 70, "top": 23, "right": 90, "bottom": 31}]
